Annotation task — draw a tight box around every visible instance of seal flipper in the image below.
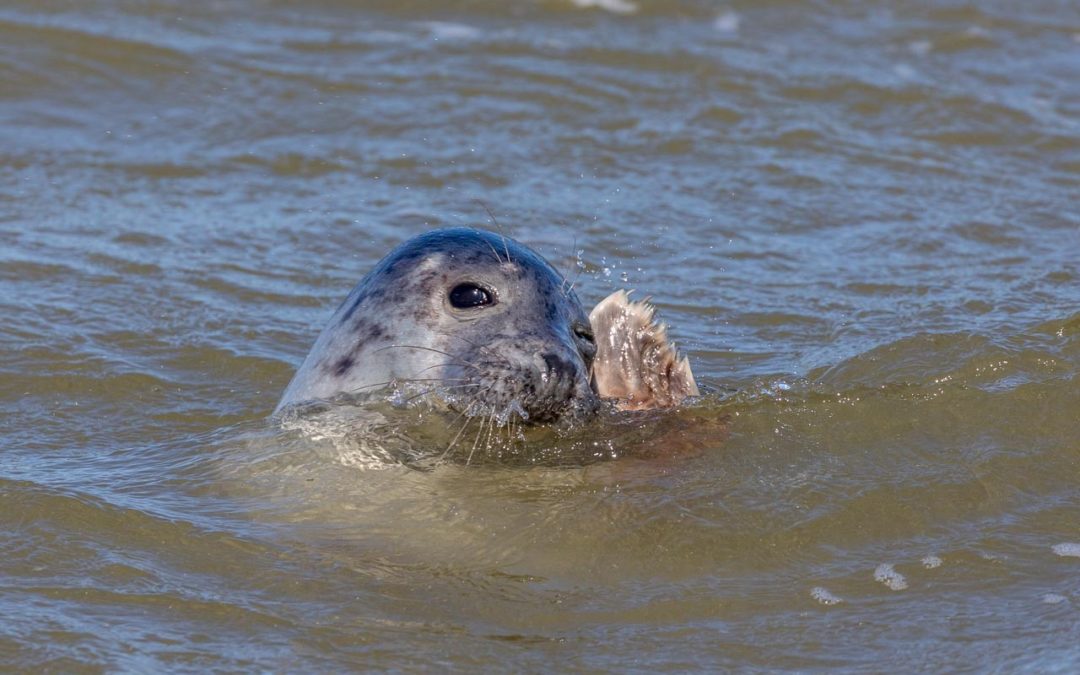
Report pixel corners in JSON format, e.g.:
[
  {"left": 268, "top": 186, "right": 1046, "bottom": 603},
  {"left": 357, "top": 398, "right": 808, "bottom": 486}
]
[{"left": 588, "top": 290, "right": 699, "bottom": 411}]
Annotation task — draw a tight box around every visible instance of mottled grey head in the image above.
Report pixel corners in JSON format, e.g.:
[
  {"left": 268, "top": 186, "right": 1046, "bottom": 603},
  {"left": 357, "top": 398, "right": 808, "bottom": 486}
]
[{"left": 277, "top": 228, "right": 599, "bottom": 424}]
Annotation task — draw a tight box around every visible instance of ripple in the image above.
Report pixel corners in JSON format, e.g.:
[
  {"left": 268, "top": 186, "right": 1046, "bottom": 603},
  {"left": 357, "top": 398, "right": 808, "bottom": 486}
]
[{"left": 2, "top": 0, "right": 1078, "bottom": 669}]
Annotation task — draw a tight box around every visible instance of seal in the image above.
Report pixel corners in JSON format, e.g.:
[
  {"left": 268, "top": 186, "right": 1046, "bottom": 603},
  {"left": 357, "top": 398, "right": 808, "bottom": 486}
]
[
  {"left": 276, "top": 227, "right": 600, "bottom": 423},
  {"left": 276, "top": 227, "right": 698, "bottom": 424}
]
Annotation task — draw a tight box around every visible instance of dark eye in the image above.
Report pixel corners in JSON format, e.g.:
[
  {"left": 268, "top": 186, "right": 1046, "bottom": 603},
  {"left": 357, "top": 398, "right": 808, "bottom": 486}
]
[
  {"left": 573, "top": 323, "right": 595, "bottom": 343},
  {"left": 449, "top": 283, "right": 495, "bottom": 309}
]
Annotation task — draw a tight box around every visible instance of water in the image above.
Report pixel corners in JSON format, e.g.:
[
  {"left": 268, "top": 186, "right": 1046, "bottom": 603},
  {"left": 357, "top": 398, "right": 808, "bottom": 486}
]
[{"left": 2, "top": 0, "right": 1079, "bottom": 670}]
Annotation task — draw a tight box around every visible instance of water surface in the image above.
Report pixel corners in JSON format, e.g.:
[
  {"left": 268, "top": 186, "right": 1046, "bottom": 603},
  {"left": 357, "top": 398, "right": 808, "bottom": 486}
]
[{"left": 2, "top": 0, "right": 1079, "bottom": 670}]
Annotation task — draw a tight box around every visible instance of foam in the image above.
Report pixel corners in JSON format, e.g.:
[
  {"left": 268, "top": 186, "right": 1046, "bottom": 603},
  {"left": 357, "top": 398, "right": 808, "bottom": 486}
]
[
  {"left": 1051, "top": 542, "right": 1080, "bottom": 558},
  {"left": 810, "top": 586, "right": 843, "bottom": 606},
  {"left": 873, "top": 563, "right": 908, "bottom": 591}
]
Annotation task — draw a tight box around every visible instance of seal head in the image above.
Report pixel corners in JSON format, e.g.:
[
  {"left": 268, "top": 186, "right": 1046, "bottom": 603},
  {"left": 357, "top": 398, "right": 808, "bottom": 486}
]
[{"left": 277, "top": 228, "right": 599, "bottom": 424}]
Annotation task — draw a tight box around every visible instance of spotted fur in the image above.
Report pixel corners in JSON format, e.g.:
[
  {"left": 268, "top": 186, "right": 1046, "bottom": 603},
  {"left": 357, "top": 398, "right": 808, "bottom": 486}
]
[
  {"left": 276, "top": 228, "right": 698, "bottom": 424},
  {"left": 276, "top": 228, "right": 599, "bottom": 423}
]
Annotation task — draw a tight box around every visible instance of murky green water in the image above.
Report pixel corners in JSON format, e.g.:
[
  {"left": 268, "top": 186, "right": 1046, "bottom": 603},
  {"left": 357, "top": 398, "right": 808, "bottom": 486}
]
[{"left": 2, "top": 0, "right": 1079, "bottom": 670}]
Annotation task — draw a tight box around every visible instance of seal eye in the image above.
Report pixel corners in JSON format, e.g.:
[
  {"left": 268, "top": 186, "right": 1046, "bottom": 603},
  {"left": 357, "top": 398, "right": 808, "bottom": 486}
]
[
  {"left": 449, "top": 283, "right": 495, "bottom": 309},
  {"left": 573, "top": 324, "right": 595, "bottom": 343}
]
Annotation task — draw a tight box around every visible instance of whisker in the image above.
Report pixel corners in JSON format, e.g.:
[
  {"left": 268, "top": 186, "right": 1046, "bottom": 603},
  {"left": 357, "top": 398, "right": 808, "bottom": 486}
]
[
  {"left": 561, "top": 233, "right": 580, "bottom": 297},
  {"left": 401, "top": 376, "right": 467, "bottom": 385},
  {"left": 440, "top": 401, "right": 479, "bottom": 461},
  {"left": 484, "top": 411, "right": 498, "bottom": 454},
  {"left": 413, "top": 362, "right": 457, "bottom": 374},
  {"left": 466, "top": 410, "right": 490, "bottom": 466},
  {"left": 438, "top": 331, "right": 506, "bottom": 364},
  {"left": 346, "top": 376, "right": 466, "bottom": 397},
  {"left": 563, "top": 241, "right": 587, "bottom": 296},
  {"left": 374, "top": 344, "right": 483, "bottom": 372},
  {"left": 439, "top": 381, "right": 500, "bottom": 462},
  {"left": 344, "top": 379, "right": 397, "bottom": 395},
  {"left": 402, "top": 382, "right": 481, "bottom": 404},
  {"left": 489, "top": 409, "right": 500, "bottom": 441},
  {"left": 475, "top": 199, "right": 512, "bottom": 264}
]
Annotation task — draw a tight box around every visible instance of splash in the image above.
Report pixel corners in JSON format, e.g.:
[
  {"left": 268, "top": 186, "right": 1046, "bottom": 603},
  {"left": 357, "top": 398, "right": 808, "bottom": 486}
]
[
  {"left": 873, "top": 563, "right": 908, "bottom": 591},
  {"left": 810, "top": 586, "right": 844, "bottom": 606}
]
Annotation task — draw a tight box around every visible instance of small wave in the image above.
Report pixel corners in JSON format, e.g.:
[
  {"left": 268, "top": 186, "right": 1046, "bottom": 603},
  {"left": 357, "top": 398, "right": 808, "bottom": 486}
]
[
  {"left": 275, "top": 383, "right": 724, "bottom": 470},
  {"left": 421, "top": 21, "right": 482, "bottom": 41},
  {"left": 278, "top": 406, "right": 409, "bottom": 470},
  {"left": 569, "top": 0, "right": 637, "bottom": 15},
  {"left": 1051, "top": 542, "right": 1080, "bottom": 558}
]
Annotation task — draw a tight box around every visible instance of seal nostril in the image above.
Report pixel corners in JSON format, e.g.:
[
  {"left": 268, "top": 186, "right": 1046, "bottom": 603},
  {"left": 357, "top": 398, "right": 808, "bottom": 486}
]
[{"left": 542, "top": 353, "right": 573, "bottom": 380}]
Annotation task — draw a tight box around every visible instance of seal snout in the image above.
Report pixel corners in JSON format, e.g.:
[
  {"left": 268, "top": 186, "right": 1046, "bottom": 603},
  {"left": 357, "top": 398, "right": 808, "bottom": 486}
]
[
  {"left": 442, "top": 335, "right": 596, "bottom": 425},
  {"left": 515, "top": 345, "right": 597, "bottom": 422},
  {"left": 541, "top": 352, "right": 575, "bottom": 383}
]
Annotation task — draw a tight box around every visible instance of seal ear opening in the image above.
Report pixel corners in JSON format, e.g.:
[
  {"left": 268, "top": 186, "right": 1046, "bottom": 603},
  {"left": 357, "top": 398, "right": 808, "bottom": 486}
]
[{"left": 588, "top": 290, "right": 699, "bottom": 411}]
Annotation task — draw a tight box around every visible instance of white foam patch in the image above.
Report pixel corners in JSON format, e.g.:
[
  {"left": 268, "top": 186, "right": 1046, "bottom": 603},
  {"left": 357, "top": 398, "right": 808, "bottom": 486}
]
[
  {"left": 810, "top": 586, "right": 843, "bottom": 606},
  {"left": 713, "top": 11, "right": 740, "bottom": 33},
  {"left": 1041, "top": 593, "right": 1067, "bottom": 605},
  {"left": 922, "top": 555, "right": 943, "bottom": 569},
  {"left": 570, "top": 0, "right": 638, "bottom": 15},
  {"left": 423, "top": 21, "right": 481, "bottom": 41},
  {"left": 1052, "top": 542, "right": 1080, "bottom": 558},
  {"left": 873, "top": 563, "right": 908, "bottom": 591}
]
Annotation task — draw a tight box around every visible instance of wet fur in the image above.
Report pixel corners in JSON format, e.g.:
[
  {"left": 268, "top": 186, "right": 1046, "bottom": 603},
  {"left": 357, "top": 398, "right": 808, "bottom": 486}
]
[
  {"left": 277, "top": 228, "right": 598, "bottom": 424},
  {"left": 589, "top": 290, "right": 699, "bottom": 410},
  {"left": 277, "top": 229, "right": 698, "bottom": 432}
]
